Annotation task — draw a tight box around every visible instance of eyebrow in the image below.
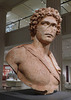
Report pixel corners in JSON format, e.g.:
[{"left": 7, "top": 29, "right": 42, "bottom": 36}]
[{"left": 41, "top": 21, "right": 57, "bottom": 25}]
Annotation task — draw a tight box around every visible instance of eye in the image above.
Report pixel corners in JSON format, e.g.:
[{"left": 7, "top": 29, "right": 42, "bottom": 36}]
[
  {"left": 41, "top": 21, "right": 50, "bottom": 25},
  {"left": 51, "top": 23, "right": 57, "bottom": 27},
  {"left": 41, "top": 22, "right": 46, "bottom": 25}
]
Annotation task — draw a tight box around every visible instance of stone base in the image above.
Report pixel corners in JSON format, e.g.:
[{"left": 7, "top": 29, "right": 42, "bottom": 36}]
[{"left": 0, "top": 89, "right": 71, "bottom": 100}]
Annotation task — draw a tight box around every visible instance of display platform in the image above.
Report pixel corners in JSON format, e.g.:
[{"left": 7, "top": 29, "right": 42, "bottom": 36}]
[{"left": 0, "top": 89, "right": 71, "bottom": 100}]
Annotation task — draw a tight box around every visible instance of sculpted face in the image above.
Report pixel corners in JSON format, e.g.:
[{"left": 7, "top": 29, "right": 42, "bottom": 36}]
[{"left": 36, "top": 16, "right": 57, "bottom": 44}]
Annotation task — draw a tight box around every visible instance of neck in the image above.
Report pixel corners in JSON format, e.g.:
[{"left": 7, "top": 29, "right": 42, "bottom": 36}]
[{"left": 31, "top": 36, "right": 50, "bottom": 56}]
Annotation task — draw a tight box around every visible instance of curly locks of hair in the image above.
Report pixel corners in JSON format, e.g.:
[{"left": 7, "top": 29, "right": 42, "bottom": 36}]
[{"left": 29, "top": 7, "right": 62, "bottom": 38}]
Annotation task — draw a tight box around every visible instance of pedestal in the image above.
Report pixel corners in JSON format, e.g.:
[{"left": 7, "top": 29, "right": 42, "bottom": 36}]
[{"left": 0, "top": 89, "right": 71, "bottom": 100}]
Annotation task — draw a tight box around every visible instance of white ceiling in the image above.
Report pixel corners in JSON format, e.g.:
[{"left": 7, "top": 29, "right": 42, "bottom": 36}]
[
  {"left": 6, "top": 0, "right": 71, "bottom": 33},
  {"left": 6, "top": 0, "right": 46, "bottom": 23},
  {"left": 6, "top": 0, "right": 71, "bottom": 23}
]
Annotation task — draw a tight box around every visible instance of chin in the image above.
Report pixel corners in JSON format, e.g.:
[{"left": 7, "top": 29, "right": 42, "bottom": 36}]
[
  {"left": 39, "top": 37, "right": 54, "bottom": 45},
  {"left": 41, "top": 40, "right": 52, "bottom": 45},
  {"left": 43, "top": 38, "right": 54, "bottom": 44}
]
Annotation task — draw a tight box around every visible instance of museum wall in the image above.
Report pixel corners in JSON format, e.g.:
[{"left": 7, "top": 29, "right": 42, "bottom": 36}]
[
  {"left": 63, "top": 60, "right": 71, "bottom": 83},
  {"left": 62, "top": 34, "right": 71, "bottom": 84},
  {"left": 62, "top": 12, "right": 71, "bottom": 35},
  {"left": 5, "top": 26, "right": 31, "bottom": 47}
]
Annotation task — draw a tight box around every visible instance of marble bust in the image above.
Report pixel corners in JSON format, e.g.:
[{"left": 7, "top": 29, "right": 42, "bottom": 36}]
[{"left": 6, "top": 7, "right": 62, "bottom": 94}]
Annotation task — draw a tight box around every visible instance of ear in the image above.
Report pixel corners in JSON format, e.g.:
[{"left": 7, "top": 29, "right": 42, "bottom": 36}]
[
  {"left": 56, "top": 29, "right": 60, "bottom": 35},
  {"left": 31, "top": 36, "right": 34, "bottom": 40}
]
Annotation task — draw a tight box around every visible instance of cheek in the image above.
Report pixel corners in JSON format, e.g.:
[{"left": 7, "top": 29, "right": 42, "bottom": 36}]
[
  {"left": 54, "top": 27, "right": 57, "bottom": 32},
  {"left": 37, "top": 26, "right": 45, "bottom": 33}
]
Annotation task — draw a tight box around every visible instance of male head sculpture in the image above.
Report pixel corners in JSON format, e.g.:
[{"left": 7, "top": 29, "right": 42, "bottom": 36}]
[
  {"left": 30, "top": 7, "right": 62, "bottom": 39},
  {"left": 6, "top": 7, "right": 62, "bottom": 95}
]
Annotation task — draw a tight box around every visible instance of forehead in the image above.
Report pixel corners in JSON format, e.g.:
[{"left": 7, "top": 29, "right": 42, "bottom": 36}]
[{"left": 40, "top": 16, "right": 57, "bottom": 24}]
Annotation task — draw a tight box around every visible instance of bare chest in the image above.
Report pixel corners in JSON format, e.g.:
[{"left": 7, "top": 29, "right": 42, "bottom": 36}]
[{"left": 18, "top": 50, "right": 58, "bottom": 85}]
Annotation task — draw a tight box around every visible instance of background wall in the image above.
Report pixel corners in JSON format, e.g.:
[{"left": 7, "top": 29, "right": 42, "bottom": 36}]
[
  {"left": 62, "top": 12, "right": 71, "bottom": 35},
  {"left": 5, "top": 26, "right": 32, "bottom": 46}
]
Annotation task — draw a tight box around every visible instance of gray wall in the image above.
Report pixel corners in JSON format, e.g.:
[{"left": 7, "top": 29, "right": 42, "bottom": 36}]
[
  {"left": 5, "top": 26, "right": 32, "bottom": 46},
  {"left": 62, "top": 12, "right": 71, "bottom": 35}
]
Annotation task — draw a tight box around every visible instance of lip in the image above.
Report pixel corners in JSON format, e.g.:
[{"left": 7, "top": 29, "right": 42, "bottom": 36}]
[{"left": 45, "top": 33, "right": 53, "bottom": 37}]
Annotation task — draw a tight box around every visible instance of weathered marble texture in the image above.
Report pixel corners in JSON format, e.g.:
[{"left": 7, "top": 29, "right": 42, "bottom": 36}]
[{"left": 6, "top": 7, "right": 62, "bottom": 94}]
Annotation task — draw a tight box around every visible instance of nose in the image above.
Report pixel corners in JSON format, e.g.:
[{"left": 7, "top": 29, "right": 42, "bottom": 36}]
[
  {"left": 46, "top": 25, "right": 53, "bottom": 30},
  {"left": 48, "top": 24, "right": 53, "bottom": 28},
  {"left": 47, "top": 24, "right": 51, "bottom": 28},
  {"left": 46, "top": 26, "right": 54, "bottom": 33}
]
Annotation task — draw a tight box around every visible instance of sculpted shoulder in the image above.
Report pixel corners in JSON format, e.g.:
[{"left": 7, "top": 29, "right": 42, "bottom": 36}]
[{"left": 5, "top": 44, "right": 27, "bottom": 65}]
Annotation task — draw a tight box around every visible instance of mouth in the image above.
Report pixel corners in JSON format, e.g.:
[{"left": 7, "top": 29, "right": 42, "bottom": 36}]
[{"left": 45, "top": 33, "right": 53, "bottom": 37}]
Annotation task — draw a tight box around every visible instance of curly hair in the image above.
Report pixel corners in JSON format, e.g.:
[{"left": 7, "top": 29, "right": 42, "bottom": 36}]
[{"left": 29, "top": 7, "right": 62, "bottom": 38}]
